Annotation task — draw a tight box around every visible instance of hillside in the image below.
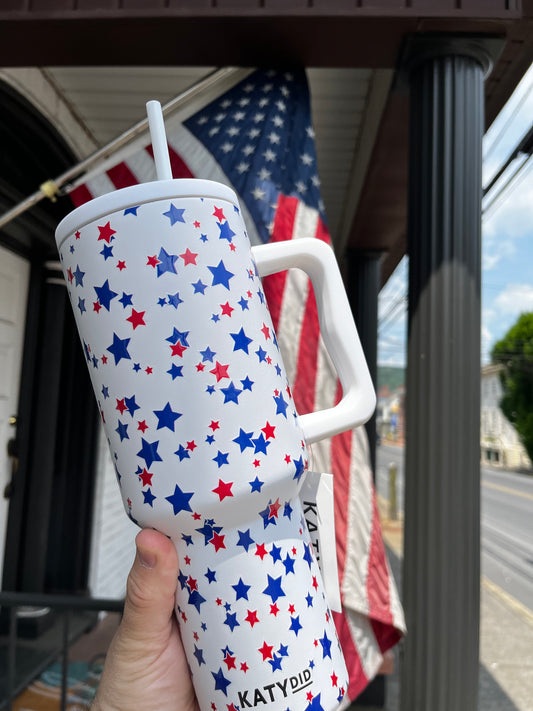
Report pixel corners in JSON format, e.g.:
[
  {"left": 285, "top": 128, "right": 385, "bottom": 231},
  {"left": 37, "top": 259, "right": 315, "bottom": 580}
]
[{"left": 377, "top": 365, "right": 405, "bottom": 392}]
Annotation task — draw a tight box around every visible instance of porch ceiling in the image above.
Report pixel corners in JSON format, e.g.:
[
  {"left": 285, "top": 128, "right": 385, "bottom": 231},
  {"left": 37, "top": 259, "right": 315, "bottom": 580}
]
[{"left": 1, "top": 4, "right": 533, "bottom": 284}]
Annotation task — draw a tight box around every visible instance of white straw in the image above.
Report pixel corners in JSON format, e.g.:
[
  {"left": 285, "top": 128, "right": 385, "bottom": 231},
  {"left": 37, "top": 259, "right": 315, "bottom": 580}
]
[{"left": 146, "top": 100, "right": 173, "bottom": 181}]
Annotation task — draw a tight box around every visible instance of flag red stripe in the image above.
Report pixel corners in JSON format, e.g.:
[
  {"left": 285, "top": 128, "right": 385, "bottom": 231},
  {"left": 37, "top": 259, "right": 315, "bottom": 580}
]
[
  {"left": 333, "top": 610, "right": 368, "bottom": 700},
  {"left": 69, "top": 183, "right": 93, "bottom": 207},
  {"left": 145, "top": 145, "right": 195, "bottom": 179},
  {"left": 262, "top": 194, "right": 299, "bottom": 333},
  {"left": 292, "top": 286, "right": 320, "bottom": 417},
  {"left": 331, "top": 428, "right": 352, "bottom": 581},
  {"left": 106, "top": 162, "right": 139, "bottom": 190}
]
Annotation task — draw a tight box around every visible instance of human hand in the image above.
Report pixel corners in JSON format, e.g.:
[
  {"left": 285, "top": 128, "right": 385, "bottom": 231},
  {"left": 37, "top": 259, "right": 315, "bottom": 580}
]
[{"left": 92, "top": 528, "right": 199, "bottom": 711}]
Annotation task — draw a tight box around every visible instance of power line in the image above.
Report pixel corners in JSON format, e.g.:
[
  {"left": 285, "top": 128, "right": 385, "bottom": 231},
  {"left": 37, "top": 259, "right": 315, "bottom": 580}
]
[{"left": 483, "top": 84, "right": 533, "bottom": 163}]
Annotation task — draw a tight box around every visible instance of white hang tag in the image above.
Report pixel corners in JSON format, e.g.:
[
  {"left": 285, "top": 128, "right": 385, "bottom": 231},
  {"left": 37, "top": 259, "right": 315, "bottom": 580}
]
[{"left": 299, "top": 471, "right": 342, "bottom": 613}]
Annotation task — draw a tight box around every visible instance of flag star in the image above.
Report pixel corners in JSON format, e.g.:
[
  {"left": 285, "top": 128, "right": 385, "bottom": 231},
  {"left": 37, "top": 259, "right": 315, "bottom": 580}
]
[
  {"left": 137, "top": 438, "right": 163, "bottom": 468},
  {"left": 263, "top": 149, "right": 276, "bottom": 162},
  {"left": 252, "top": 187, "right": 266, "bottom": 201},
  {"left": 107, "top": 333, "right": 131, "bottom": 365},
  {"left": 232, "top": 578, "right": 251, "bottom": 601},
  {"left": 154, "top": 402, "right": 181, "bottom": 431},
  {"left": 213, "top": 478, "right": 233, "bottom": 500},
  {"left": 157, "top": 247, "right": 179, "bottom": 277},
  {"left": 221, "top": 141, "right": 234, "bottom": 153},
  {"left": 163, "top": 203, "right": 186, "bottom": 225},
  {"left": 97, "top": 221, "right": 116, "bottom": 243},
  {"left": 230, "top": 327, "right": 253, "bottom": 353},
  {"left": 208, "top": 260, "right": 234, "bottom": 290},
  {"left": 165, "top": 484, "right": 194, "bottom": 515},
  {"left": 94, "top": 279, "right": 118, "bottom": 311}
]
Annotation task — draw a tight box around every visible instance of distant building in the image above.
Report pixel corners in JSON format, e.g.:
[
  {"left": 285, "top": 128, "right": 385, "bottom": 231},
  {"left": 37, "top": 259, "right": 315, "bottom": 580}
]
[{"left": 481, "top": 364, "right": 531, "bottom": 470}]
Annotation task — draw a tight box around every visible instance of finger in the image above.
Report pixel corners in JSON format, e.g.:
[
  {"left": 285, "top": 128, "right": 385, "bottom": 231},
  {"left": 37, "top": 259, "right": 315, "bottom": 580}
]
[{"left": 120, "top": 528, "right": 179, "bottom": 645}]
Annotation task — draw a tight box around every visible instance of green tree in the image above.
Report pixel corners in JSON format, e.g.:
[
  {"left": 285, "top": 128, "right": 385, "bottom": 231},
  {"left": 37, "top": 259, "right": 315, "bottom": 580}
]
[{"left": 491, "top": 312, "right": 533, "bottom": 463}]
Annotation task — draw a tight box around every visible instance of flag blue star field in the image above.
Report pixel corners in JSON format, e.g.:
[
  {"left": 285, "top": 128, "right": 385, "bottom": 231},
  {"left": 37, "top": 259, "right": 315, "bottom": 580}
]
[{"left": 68, "top": 68, "right": 404, "bottom": 702}]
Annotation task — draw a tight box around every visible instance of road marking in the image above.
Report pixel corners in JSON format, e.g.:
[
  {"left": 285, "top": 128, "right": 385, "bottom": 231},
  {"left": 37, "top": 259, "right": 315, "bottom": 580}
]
[
  {"left": 482, "top": 480, "right": 533, "bottom": 501},
  {"left": 482, "top": 576, "right": 533, "bottom": 627}
]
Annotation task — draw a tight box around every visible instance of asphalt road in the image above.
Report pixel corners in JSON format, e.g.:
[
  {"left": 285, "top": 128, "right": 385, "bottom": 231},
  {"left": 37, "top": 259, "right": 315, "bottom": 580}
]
[{"left": 376, "top": 443, "right": 533, "bottom": 613}]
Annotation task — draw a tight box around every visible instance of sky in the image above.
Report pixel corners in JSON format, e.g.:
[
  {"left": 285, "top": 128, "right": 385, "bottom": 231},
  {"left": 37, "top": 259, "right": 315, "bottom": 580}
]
[{"left": 377, "top": 62, "right": 533, "bottom": 368}]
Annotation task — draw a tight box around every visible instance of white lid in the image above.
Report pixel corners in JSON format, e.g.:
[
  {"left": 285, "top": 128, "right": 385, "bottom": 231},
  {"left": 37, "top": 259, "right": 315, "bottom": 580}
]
[{"left": 55, "top": 178, "right": 239, "bottom": 249}]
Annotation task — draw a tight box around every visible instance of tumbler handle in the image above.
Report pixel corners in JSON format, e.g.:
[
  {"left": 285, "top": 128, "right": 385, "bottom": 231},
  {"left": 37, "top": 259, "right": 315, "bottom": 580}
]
[{"left": 252, "top": 238, "right": 376, "bottom": 444}]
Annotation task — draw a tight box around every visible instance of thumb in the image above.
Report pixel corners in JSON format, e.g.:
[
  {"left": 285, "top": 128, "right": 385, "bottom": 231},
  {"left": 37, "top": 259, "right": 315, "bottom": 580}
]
[{"left": 120, "top": 528, "right": 179, "bottom": 647}]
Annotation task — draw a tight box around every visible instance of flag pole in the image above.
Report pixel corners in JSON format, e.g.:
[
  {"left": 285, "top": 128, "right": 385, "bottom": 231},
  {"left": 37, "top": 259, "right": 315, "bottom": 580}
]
[{"left": 0, "top": 67, "right": 243, "bottom": 231}]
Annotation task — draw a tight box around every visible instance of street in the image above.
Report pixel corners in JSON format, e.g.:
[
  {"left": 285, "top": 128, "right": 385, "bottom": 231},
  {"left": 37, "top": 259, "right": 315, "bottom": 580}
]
[{"left": 376, "top": 443, "right": 533, "bottom": 613}]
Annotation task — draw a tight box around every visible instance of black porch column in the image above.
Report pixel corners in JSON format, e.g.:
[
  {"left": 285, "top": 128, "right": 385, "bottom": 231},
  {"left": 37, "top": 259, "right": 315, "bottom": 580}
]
[
  {"left": 400, "top": 38, "right": 492, "bottom": 711},
  {"left": 346, "top": 249, "right": 381, "bottom": 477}
]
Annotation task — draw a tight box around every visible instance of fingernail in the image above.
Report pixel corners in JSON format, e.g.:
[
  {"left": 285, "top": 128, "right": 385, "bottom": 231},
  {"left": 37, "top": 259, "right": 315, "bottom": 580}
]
[{"left": 137, "top": 547, "right": 157, "bottom": 569}]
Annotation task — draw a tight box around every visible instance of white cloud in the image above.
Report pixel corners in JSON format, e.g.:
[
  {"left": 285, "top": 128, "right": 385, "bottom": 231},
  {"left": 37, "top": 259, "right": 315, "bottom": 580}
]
[
  {"left": 494, "top": 283, "right": 533, "bottom": 314},
  {"left": 482, "top": 171, "right": 533, "bottom": 241}
]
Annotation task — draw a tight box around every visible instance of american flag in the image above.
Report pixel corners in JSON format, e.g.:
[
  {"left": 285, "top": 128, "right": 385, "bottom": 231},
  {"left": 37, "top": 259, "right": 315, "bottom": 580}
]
[{"left": 68, "top": 68, "right": 405, "bottom": 702}]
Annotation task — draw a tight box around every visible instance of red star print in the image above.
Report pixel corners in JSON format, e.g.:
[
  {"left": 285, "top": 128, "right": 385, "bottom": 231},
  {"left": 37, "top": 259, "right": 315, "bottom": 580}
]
[
  {"left": 247, "top": 290, "right": 252, "bottom": 298},
  {"left": 180, "top": 248, "right": 198, "bottom": 265},
  {"left": 117, "top": 260, "right": 126, "bottom": 271},
  {"left": 284, "top": 454, "right": 291, "bottom": 464},
  {"left": 312, "top": 576, "right": 319, "bottom": 590},
  {"left": 67, "top": 267, "right": 74, "bottom": 283},
  {"left": 245, "top": 610, "right": 259, "bottom": 627},
  {"left": 127, "top": 308, "right": 146, "bottom": 330},
  {"left": 181, "top": 611, "right": 187, "bottom": 622},
  {"left": 286, "top": 385, "right": 292, "bottom": 398},
  {"left": 212, "top": 479, "right": 233, "bottom": 501},
  {"left": 210, "top": 361, "right": 229, "bottom": 381},
  {"left": 216, "top": 598, "right": 223, "bottom": 606},
  {"left": 270, "top": 603, "right": 280, "bottom": 616},
  {"left": 145, "top": 366, "right": 153, "bottom": 374},
  {"left": 187, "top": 440, "right": 197, "bottom": 451},
  {"left": 170, "top": 342, "right": 187, "bottom": 357},
  {"left": 268, "top": 498, "right": 281, "bottom": 518},
  {"left": 97, "top": 222, "right": 116, "bottom": 243},
  {"left": 253, "top": 459, "right": 261, "bottom": 468},
  {"left": 227, "top": 704, "right": 238, "bottom": 711},
  {"left": 75, "top": 230, "right": 81, "bottom": 239},
  {"left": 209, "top": 420, "right": 220, "bottom": 431},
  {"left": 258, "top": 641, "right": 273, "bottom": 661},
  {"left": 288, "top": 604, "right": 295, "bottom": 614},
  {"left": 292, "top": 546, "right": 297, "bottom": 555},
  {"left": 193, "top": 631, "right": 199, "bottom": 641},
  {"left": 213, "top": 206, "right": 225, "bottom": 221},
  {"left": 116, "top": 398, "right": 127, "bottom": 414},
  {"left": 127, "top": 498, "right": 132, "bottom": 507},
  {"left": 229, "top": 243, "right": 236, "bottom": 252},
  {"left": 101, "top": 355, "right": 108, "bottom": 364},
  {"left": 306, "top": 692, "right": 313, "bottom": 702},
  {"left": 255, "top": 543, "right": 268, "bottom": 560},
  {"left": 187, "top": 576, "right": 198, "bottom": 591},
  {"left": 211, "top": 704, "right": 216, "bottom": 711},
  {"left": 139, "top": 469, "right": 153, "bottom": 486},
  {"left": 184, "top": 555, "right": 191, "bottom": 565},
  {"left": 220, "top": 302, "right": 234, "bottom": 317},
  {"left": 137, "top": 420, "right": 148, "bottom": 433},
  {"left": 266, "top": 356, "right": 272, "bottom": 365},
  {"left": 261, "top": 421, "right": 275, "bottom": 439},
  {"left": 193, "top": 220, "right": 200, "bottom": 228},
  {"left": 240, "top": 662, "right": 249, "bottom": 673},
  {"left": 331, "top": 672, "right": 338, "bottom": 686},
  {"left": 210, "top": 531, "right": 226, "bottom": 552},
  {"left": 196, "top": 362, "right": 205, "bottom": 371},
  {"left": 223, "top": 653, "right": 236, "bottom": 670},
  {"left": 192, "top": 512, "right": 201, "bottom": 520},
  {"left": 147, "top": 255, "right": 161, "bottom": 267},
  {"left": 261, "top": 323, "right": 271, "bottom": 339},
  {"left": 93, "top": 301, "right": 102, "bottom": 313}
]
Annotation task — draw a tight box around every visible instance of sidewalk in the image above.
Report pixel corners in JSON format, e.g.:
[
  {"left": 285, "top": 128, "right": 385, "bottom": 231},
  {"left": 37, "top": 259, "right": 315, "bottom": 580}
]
[{"left": 355, "top": 497, "right": 533, "bottom": 711}]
